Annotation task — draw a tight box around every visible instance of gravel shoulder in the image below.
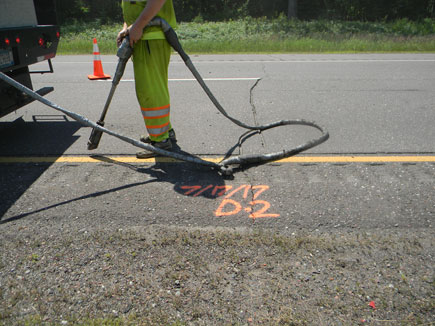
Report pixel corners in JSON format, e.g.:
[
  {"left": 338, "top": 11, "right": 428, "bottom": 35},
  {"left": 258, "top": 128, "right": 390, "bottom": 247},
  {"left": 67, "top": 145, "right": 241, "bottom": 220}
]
[{"left": 1, "top": 225, "right": 433, "bottom": 326}]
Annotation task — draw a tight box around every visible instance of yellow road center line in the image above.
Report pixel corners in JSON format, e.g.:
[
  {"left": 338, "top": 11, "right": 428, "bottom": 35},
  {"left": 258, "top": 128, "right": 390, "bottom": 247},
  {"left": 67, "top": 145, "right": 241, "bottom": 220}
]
[
  {"left": 278, "top": 156, "right": 435, "bottom": 163},
  {"left": 1, "top": 156, "right": 435, "bottom": 164}
]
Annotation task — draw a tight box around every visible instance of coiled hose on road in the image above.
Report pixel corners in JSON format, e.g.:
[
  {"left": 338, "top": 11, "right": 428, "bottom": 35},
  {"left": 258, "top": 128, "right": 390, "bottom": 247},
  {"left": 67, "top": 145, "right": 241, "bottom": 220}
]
[{"left": 0, "top": 18, "right": 329, "bottom": 176}]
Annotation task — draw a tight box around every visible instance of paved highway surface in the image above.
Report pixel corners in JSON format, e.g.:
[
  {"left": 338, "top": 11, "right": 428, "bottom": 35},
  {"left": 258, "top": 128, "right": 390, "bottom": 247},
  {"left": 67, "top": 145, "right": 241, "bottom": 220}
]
[{"left": 0, "top": 53, "right": 434, "bottom": 231}]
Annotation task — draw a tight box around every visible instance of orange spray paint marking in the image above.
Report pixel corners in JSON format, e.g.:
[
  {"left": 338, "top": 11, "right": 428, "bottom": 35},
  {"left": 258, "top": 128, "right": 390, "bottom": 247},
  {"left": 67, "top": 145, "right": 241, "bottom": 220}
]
[
  {"left": 211, "top": 185, "right": 233, "bottom": 197},
  {"left": 180, "top": 185, "right": 202, "bottom": 196},
  {"left": 193, "top": 185, "right": 213, "bottom": 197},
  {"left": 179, "top": 184, "right": 280, "bottom": 219},
  {"left": 224, "top": 184, "right": 253, "bottom": 199},
  {"left": 252, "top": 185, "right": 269, "bottom": 200},
  {"left": 248, "top": 200, "right": 280, "bottom": 219},
  {"left": 215, "top": 199, "right": 242, "bottom": 217}
]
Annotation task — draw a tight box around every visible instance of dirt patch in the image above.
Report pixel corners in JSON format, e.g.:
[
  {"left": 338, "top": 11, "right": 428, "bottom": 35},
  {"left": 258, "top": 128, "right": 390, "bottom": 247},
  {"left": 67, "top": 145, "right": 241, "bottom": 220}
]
[{"left": 0, "top": 226, "right": 433, "bottom": 325}]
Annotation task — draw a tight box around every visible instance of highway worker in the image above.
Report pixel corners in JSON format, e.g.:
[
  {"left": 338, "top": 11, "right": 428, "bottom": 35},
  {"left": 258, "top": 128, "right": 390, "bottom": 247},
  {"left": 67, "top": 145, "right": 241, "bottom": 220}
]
[{"left": 117, "top": 0, "right": 177, "bottom": 158}]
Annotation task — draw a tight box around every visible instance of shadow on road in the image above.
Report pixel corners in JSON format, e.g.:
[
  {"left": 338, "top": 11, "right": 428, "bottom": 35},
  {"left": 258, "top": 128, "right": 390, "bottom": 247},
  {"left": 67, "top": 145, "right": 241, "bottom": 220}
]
[
  {"left": 92, "top": 149, "right": 229, "bottom": 200},
  {"left": 1, "top": 138, "right": 228, "bottom": 224},
  {"left": 0, "top": 180, "right": 157, "bottom": 224},
  {"left": 0, "top": 117, "right": 245, "bottom": 224},
  {"left": 0, "top": 115, "right": 82, "bottom": 155},
  {"left": 0, "top": 115, "right": 82, "bottom": 220}
]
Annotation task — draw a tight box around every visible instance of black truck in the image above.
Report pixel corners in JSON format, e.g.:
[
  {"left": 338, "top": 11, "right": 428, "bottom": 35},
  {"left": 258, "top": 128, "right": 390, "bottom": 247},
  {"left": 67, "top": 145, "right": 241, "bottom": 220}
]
[{"left": 0, "top": 0, "right": 60, "bottom": 118}]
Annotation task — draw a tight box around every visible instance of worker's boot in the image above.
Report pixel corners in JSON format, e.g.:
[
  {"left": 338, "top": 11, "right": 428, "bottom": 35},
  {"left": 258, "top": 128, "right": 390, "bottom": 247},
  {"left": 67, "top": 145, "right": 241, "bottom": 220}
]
[
  {"left": 140, "top": 129, "right": 176, "bottom": 144},
  {"left": 136, "top": 138, "right": 172, "bottom": 159}
]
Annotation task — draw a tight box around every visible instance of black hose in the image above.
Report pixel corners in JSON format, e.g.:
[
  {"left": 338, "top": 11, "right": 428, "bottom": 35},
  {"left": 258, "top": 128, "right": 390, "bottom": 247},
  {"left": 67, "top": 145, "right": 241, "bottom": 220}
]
[
  {"left": 0, "top": 72, "right": 221, "bottom": 171},
  {"left": 151, "top": 18, "right": 330, "bottom": 171},
  {"left": 0, "top": 18, "right": 329, "bottom": 176}
]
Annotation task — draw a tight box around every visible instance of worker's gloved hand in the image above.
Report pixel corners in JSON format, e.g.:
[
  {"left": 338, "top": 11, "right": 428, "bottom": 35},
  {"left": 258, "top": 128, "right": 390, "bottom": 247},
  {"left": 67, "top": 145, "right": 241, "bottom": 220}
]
[
  {"left": 117, "top": 25, "right": 128, "bottom": 47},
  {"left": 127, "top": 23, "right": 143, "bottom": 47}
]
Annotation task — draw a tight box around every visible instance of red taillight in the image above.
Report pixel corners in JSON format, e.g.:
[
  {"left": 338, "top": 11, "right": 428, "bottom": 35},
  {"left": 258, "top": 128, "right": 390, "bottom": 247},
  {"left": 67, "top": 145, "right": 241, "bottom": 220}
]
[
  {"left": 38, "top": 38, "right": 44, "bottom": 46},
  {"left": 5, "top": 38, "right": 10, "bottom": 46},
  {"left": 16, "top": 37, "right": 20, "bottom": 44}
]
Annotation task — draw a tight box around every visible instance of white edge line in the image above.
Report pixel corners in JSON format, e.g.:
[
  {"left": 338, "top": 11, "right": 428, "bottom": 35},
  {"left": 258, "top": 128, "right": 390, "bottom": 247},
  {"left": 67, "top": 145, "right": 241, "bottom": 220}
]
[
  {"left": 54, "top": 59, "right": 435, "bottom": 64},
  {"left": 97, "top": 77, "right": 261, "bottom": 82}
]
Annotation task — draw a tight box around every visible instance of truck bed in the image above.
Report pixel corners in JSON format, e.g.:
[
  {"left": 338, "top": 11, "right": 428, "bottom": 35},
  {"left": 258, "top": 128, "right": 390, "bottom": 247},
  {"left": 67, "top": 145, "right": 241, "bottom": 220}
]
[{"left": 0, "top": 0, "right": 38, "bottom": 29}]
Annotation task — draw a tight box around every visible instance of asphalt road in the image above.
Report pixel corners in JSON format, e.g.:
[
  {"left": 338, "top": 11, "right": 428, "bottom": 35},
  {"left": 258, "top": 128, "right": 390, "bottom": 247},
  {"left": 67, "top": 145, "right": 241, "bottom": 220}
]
[{"left": 0, "top": 53, "right": 434, "bottom": 232}]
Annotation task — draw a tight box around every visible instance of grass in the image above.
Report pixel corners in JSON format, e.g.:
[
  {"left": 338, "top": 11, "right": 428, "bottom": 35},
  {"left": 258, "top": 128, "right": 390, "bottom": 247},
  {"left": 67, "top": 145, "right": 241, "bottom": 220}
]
[
  {"left": 9, "top": 315, "right": 187, "bottom": 326},
  {"left": 57, "top": 17, "right": 435, "bottom": 54},
  {"left": 1, "top": 226, "right": 433, "bottom": 326}
]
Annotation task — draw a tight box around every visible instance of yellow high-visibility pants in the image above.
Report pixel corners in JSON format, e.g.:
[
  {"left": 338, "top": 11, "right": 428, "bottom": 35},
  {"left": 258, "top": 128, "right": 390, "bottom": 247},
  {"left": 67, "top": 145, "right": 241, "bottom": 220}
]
[{"left": 132, "top": 39, "right": 172, "bottom": 142}]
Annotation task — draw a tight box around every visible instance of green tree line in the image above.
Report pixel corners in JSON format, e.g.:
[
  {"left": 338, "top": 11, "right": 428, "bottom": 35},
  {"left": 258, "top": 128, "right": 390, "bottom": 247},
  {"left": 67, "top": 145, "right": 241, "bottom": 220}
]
[{"left": 55, "top": 0, "right": 435, "bottom": 24}]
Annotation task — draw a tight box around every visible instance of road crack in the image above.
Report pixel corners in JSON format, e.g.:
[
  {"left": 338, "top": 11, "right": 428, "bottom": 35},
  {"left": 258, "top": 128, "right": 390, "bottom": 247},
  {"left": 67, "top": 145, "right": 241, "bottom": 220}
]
[{"left": 249, "top": 63, "right": 267, "bottom": 148}]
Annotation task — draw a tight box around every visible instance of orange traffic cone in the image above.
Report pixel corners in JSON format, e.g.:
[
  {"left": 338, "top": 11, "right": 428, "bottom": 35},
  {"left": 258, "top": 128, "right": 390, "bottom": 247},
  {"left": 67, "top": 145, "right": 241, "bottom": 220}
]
[{"left": 88, "top": 38, "right": 110, "bottom": 80}]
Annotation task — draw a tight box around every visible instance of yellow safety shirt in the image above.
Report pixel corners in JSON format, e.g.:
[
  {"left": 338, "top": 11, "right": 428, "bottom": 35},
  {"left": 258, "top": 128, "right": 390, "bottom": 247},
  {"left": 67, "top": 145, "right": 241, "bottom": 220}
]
[{"left": 121, "top": 0, "right": 177, "bottom": 40}]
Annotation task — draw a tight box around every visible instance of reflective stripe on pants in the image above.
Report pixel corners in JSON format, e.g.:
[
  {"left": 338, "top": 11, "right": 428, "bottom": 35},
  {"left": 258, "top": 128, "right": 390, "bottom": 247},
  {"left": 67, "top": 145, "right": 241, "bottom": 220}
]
[{"left": 132, "top": 39, "right": 172, "bottom": 142}]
